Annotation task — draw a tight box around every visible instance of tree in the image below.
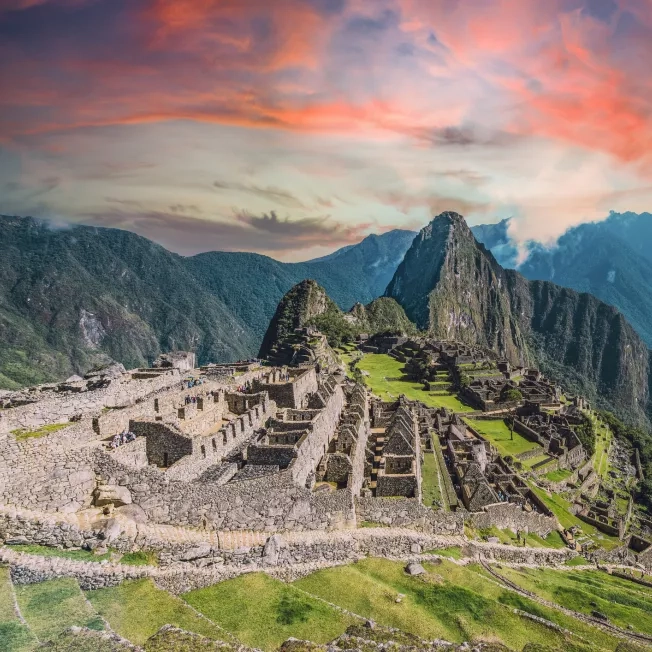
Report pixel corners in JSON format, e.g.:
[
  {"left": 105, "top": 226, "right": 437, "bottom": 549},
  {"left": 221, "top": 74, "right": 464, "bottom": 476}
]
[
  {"left": 459, "top": 372, "right": 471, "bottom": 389},
  {"left": 501, "top": 388, "right": 523, "bottom": 403}
]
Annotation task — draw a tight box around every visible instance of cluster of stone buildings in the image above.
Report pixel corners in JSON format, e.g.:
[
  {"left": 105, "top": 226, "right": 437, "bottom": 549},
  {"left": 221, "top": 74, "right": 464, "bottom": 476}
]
[{"left": 514, "top": 410, "right": 587, "bottom": 471}]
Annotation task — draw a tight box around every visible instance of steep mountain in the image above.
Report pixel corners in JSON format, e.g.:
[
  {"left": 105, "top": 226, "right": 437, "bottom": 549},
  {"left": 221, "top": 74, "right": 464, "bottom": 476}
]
[
  {"left": 186, "top": 230, "right": 416, "bottom": 338},
  {"left": 0, "top": 216, "right": 256, "bottom": 388},
  {"left": 0, "top": 216, "right": 415, "bottom": 389},
  {"left": 472, "top": 215, "right": 652, "bottom": 346},
  {"left": 259, "top": 280, "right": 415, "bottom": 362},
  {"left": 387, "top": 211, "right": 651, "bottom": 425}
]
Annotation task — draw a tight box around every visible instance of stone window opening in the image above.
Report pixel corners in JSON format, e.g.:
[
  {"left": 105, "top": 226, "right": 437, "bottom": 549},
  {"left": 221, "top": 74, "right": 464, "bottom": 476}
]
[
  {"left": 163, "top": 452, "right": 168, "bottom": 467},
  {"left": 154, "top": 398, "right": 159, "bottom": 413},
  {"left": 240, "top": 419, "right": 245, "bottom": 432},
  {"left": 201, "top": 445, "right": 206, "bottom": 459},
  {"left": 223, "top": 433, "right": 227, "bottom": 445},
  {"left": 212, "top": 438, "right": 217, "bottom": 452}
]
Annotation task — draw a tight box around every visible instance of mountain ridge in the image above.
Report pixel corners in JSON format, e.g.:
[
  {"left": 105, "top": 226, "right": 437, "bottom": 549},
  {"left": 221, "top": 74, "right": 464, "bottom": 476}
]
[{"left": 388, "top": 211, "right": 651, "bottom": 426}]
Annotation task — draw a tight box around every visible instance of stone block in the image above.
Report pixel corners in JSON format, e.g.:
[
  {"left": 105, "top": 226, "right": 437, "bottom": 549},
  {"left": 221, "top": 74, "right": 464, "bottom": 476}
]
[{"left": 94, "top": 485, "right": 132, "bottom": 507}]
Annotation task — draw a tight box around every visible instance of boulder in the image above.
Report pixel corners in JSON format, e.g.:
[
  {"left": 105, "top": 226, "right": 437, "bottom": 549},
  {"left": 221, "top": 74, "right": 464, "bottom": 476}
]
[
  {"left": 114, "top": 504, "right": 148, "bottom": 523},
  {"left": 94, "top": 518, "right": 122, "bottom": 543},
  {"left": 405, "top": 562, "right": 426, "bottom": 576},
  {"left": 263, "top": 534, "right": 285, "bottom": 566},
  {"left": 178, "top": 544, "right": 212, "bottom": 561},
  {"left": 94, "top": 485, "right": 132, "bottom": 507}
]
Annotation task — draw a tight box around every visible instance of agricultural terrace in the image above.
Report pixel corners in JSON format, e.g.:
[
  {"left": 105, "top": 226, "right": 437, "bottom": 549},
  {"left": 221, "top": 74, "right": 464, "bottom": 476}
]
[
  {"left": 465, "top": 418, "right": 541, "bottom": 458},
  {"left": 355, "top": 353, "right": 474, "bottom": 412},
  {"left": 494, "top": 566, "right": 652, "bottom": 637}
]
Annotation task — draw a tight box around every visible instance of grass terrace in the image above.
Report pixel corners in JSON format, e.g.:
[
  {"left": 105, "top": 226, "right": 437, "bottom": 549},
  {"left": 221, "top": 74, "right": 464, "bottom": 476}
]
[
  {"left": 465, "top": 418, "right": 541, "bottom": 458},
  {"left": 183, "top": 572, "right": 356, "bottom": 651},
  {"left": 357, "top": 354, "right": 475, "bottom": 412},
  {"left": 0, "top": 566, "right": 38, "bottom": 652},
  {"left": 87, "top": 578, "right": 223, "bottom": 646},
  {"left": 544, "top": 468, "right": 574, "bottom": 483},
  {"left": 10, "top": 423, "right": 69, "bottom": 442},
  {"left": 294, "top": 558, "right": 616, "bottom": 651},
  {"left": 495, "top": 566, "right": 652, "bottom": 636},
  {"left": 420, "top": 445, "right": 443, "bottom": 508},
  {"left": 15, "top": 578, "right": 104, "bottom": 641}
]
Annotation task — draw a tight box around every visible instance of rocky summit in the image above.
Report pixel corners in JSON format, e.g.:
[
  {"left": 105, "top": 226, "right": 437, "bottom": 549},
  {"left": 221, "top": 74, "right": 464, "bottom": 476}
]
[{"left": 386, "top": 212, "right": 651, "bottom": 427}]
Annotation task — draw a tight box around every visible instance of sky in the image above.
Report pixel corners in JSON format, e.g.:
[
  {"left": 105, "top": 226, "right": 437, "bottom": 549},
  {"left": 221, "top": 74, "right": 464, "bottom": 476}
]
[{"left": 1, "top": 0, "right": 651, "bottom": 261}]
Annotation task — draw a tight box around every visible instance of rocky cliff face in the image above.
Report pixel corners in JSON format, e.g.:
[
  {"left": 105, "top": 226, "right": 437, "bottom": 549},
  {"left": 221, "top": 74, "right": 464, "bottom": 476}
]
[
  {"left": 386, "top": 212, "right": 651, "bottom": 424},
  {"left": 260, "top": 281, "right": 416, "bottom": 364},
  {"left": 386, "top": 212, "right": 528, "bottom": 365}
]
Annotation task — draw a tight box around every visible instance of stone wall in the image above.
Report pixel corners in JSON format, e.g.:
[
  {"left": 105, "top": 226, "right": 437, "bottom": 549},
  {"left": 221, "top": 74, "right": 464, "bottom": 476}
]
[
  {"left": 468, "top": 502, "right": 558, "bottom": 537},
  {"left": 355, "top": 497, "right": 464, "bottom": 535},
  {"left": 0, "top": 369, "right": 182, "bottom": 434},
  {"left": 93, "top": 448, "right": 356, "bottom": 531},
  {"left": 252, "top": 368, "right": 318, "bottom": 409},
  {"left": 289, "top": 384, "right": 344, "bottom": 487}
]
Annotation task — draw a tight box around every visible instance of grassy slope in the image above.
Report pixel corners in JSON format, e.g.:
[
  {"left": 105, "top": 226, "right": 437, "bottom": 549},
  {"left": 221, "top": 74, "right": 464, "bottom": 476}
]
[
  {"left": 465, "top": 418, "right": 541, "bottom": 458},
  {"left": 294, "top": 558, "right": 615, "bottom": 651},
  {"left": 420, "top": 447, "right": 443, "bottom": 508},
  {"left": 15, "top": 578, "right": 103, "bottom": 642},
  {"left": 497, "top": 566, "right": 652, "bottom": 635},
  {"left": 86, "top": 579, "right": 223, "bottom": 646},
  {"left": 182, "top": 572, "right": 356, "bottom": 651},
  {"left": 357, "top": 354, "right": 474, "bottom": 411},
  {"left": 0, "top": 566, "right": 38, "bottom": 652}
]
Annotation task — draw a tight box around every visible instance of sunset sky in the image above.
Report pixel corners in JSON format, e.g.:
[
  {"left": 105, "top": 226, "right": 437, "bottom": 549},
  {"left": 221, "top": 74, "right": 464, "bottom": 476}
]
[{"left": 1, "top": 0, "right": 651, "bottom": 261}]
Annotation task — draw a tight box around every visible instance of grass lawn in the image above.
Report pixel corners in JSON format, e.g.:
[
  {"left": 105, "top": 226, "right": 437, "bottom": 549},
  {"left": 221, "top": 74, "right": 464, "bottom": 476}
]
[
  {"left": 5, "top": 544, "right": 111, "bottom": 563},
  {"left": 357, "top": 354, "right": 474, "bottom": 412},
  {"left": 522, "top": 454, "right": 553, "bottom": 469},
  {"left": 465, "top": 419, "right": 541, "bottom": 458},
  {"left": 15, "top": 577, "right": 104, "bottom": 642},
  {"left": 183, "top": 572, "right": 356, "bottom": 651},
  {"left": 87, "top": 578, "right": 223, "bottom": 646},
  {"left": 497, "top": 566, "right": 652, "bottom": 635},
  {"left": 425, "top": 546, "right": 462, "bottom": 559},
  {"left": 526, "top": 483, "right": 621, "bottom": 551},
  {"left": 0, "top": 566, "right": 38, "bottom": 652},
  {"left": 4, "top": 544, "right": 158, "bottom": 567},
  {"left": 294, "top": 558, "right": 611, "bottom": 651},
  {"left": 420, "top": 447, "right": 442, "bottom": 508},
  {"left": 10, "top": 423, "right": 69, "bottom": 442},
  {"left": 544, "top": 468, "right": 574, "bottom": 483}
]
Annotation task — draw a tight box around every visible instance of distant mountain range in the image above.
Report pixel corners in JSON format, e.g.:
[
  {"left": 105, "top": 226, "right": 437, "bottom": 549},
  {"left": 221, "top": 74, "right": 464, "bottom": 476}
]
[
  {"left": 0, "top": 215, "right": 415, "bottom": 389},
  {"left": 472, "top": 212, "right": 652, "bottom": 347}
]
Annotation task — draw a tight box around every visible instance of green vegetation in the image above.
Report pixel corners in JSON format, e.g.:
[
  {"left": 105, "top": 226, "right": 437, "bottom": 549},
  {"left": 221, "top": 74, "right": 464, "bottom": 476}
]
[
  {"left": 0, "top": 566, "right": 38, "bottom": 652},
  {"left": 294, "top": 558, "right": 612, "bottom": 650},
  {"left": 15, "top": 578, "right": 104, "bottom": 641},
  {"left": 527, "top": 483, "right": 621, "bottom": 550},
  {"left": 465, "top": 418, "right": 541, "bottom": 457},
  {"left": 119, "top": 550, "right": 159, "bottom": 566},
  {"left": 3, "top": 544, "right": 157, "bottom": 566},
  {"left": 544, "top": 468, "right": 574, "bottom": 483},
  {"left": 357, "top": 354, "right": 473, "bottom": 411},
  {"left": 426, "top": 546, "right": 462, "bottom": 559},
  {"left": 183, "top": 572, "right": 355, "bottom": 651},
  {"left": 420, "top": 448, "right": 442, "bottom": 508},
  {"left": 10, "top": 423, "right": 69, "bottom": 441},
  {"left": 565, "top": 556, "right": 589, "bottom": 566},
  {"left": 87, "top": 579, "right": 223, "bottom": 646},
  {"left": 497, "top": 567, "right": 652, "bottom": 635},
  {"left": 4, "top": 544, "right": 111, "bottom": 562}
]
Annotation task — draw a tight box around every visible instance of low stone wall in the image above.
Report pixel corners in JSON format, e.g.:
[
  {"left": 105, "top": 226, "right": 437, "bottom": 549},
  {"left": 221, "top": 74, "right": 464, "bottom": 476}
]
[
  {"left": 468, "top": 502, "right": 558, "bottom": 537},
  {"left": 355, "top": 497, "right": 464, "bottom": 535}
]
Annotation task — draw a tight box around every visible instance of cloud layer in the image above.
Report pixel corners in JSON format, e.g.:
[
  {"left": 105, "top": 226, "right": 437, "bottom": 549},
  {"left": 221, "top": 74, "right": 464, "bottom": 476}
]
[{"left": 1, "top": 0, "right": 651, "bottom": 259}]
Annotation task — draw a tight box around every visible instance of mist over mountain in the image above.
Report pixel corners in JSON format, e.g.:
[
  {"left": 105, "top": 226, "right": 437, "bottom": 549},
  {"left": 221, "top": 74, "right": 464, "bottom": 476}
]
[{"left": 472, "top": 212, "right": 652, "bottom": 347}]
